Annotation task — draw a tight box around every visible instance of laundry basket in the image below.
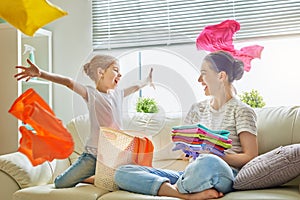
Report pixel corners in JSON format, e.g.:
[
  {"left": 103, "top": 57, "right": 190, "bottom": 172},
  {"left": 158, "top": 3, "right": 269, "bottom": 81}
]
[{"left": 95, "top": 127, "right": 153, "bottom": 191}]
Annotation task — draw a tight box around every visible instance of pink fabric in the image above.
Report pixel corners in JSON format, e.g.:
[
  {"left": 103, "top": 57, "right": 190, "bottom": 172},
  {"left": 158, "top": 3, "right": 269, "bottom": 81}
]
[{"left": 196, "top": 19, "right": 264, "bottom": 72}]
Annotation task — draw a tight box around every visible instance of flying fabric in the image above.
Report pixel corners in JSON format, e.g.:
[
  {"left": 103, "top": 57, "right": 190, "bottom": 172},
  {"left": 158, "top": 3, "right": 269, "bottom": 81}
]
[
  {"left": 196, "top": 19, "right": 264, "bottom": 72},
  {"left": 8, "top": 88, "right": 74, "bottom": 166},
  {"left": 0, "top": 0, "right": 67, "bottom": 36}
]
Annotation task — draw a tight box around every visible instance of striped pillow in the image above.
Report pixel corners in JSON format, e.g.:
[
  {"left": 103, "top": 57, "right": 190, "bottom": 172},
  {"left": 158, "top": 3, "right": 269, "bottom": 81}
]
[{"left": 233, "top": 144, "right": 300, "bottom": 190}]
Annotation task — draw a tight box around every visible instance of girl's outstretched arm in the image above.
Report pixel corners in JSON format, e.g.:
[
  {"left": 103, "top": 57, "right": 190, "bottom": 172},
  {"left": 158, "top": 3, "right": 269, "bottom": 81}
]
[
  {"left": 15, "top": 59, "right": 88, "bottom": 100},
  {"left": 123, "top": 68, "right": 155, "bottom": 97}
]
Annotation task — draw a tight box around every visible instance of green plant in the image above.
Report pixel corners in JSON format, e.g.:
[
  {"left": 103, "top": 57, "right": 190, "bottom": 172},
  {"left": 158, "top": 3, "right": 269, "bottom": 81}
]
[
  {"left": 136, "top": 97, "right": 159, "bottom": 113},
  {"left": 239, "top": 89, "right": 266, "bottom": 108}
]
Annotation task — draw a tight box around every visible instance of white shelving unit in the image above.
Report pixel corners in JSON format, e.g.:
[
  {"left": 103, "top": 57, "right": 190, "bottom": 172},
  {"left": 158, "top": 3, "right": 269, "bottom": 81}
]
[
  {"left": 0, "top": 23, "right": 52, "bottom": 154},
  {"left": 18, "top": 28, "right": 53, "bottom": 108}
]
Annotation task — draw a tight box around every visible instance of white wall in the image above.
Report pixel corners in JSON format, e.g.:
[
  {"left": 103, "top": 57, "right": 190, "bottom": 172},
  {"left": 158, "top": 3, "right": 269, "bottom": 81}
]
[
  {"left": 45, "top": 1, "right": 300, "bottom": 124},
  {"left": 45, "top": 0, "right": 93, "bottom": 122},
  {"left": 235, "top": 35, "right": 300, "bottom": 107}
]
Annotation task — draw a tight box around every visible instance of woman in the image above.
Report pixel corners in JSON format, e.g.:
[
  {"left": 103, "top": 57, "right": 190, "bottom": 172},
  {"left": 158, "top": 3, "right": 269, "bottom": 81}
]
[{"left": 114, "top": 50, "right": 258, "bottom": 199}]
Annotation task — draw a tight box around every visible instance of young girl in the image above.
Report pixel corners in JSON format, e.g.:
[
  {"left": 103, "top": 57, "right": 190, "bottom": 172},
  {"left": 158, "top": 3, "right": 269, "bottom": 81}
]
[
  {"left": 113, "top": 51, "right": 258, "bottom": 199},
  {"left": 14, "top": 54, "right": 154, "bottom": 188}
]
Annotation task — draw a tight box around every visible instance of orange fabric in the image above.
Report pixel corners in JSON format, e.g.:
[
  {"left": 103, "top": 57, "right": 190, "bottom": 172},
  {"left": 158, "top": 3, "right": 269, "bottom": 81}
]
[
  {"left": 9, "top": 88, "right": 54, "bottom": 121},
  {"left": 132, "top": 137, "right": 154, "bottom": 167},
  {"left": 8, "top": 88, "right": 74, "bottom": 166}
]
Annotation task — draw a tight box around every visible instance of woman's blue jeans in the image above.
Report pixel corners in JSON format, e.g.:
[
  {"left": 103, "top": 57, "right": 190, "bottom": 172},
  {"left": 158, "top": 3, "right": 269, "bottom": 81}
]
[
  {"left": 114, "top": 154, "right": 237, "bottom": 195},
  {"left": 54, "top": 152, "right": 96, "bottom": 188}
]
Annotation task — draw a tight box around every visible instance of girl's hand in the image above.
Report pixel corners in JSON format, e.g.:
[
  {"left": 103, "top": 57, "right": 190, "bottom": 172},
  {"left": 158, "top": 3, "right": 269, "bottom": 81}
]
[
  {"left": 14, "top": 59, "right": 41, "bottom": 82},
  {"left": 147, "top": 67, "right": 155, "bottom": 89}
]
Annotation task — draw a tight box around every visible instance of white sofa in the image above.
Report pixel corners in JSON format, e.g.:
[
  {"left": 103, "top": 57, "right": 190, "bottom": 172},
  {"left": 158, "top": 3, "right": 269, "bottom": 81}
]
[{"left": 1, "top": 106, "right": 300, "bottom": 200}]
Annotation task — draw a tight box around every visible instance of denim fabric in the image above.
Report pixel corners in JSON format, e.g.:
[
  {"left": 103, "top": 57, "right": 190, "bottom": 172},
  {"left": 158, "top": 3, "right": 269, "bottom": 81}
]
[
  {"left": 114, "top": 154, "right": 236, "bottom": 195},
  {"left": 54, "top": 152, "right": 96, "bottom": 188},
  {"left": 176, "top": 154, "right": 235, "bottom": 194},
  {"left": 114, "top": 165, "right": 183, "bottom": 195}
]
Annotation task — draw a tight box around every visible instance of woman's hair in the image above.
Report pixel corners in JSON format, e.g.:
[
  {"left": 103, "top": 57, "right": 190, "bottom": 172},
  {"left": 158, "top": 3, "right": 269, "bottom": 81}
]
[
  {"left": 83, "top": 54, "right": 118, "bottom": 82},
  {"left": 204, "top": 50, "right": 244, "bottom": 83}
]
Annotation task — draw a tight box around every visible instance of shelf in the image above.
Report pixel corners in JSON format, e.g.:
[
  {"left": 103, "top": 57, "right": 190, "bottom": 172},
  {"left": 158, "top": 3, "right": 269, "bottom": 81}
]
[
  {"left": 0, "top": 23, "right": 53, "bottom": 154},
  {"left": 21, "top": 79, "right": 51, "bottom": 85}
]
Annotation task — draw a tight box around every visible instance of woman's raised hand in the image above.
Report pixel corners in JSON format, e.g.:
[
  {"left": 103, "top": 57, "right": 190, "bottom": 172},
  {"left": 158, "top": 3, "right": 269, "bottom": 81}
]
[{"left": 14, "top": 59, "right": 41, "bottom": 82}]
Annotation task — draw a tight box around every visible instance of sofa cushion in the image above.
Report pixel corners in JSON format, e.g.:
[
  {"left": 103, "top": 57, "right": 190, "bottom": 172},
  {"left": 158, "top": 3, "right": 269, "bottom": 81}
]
[
  {"left": 98, "top": 186, "right": 300, "bottom": 200},
  {"left": 0, "top": 152, "right": 55, "bottom": 188},
  {"left": 255, "top": 106, "right": 300, "bottom": 154},
  {"left": 13, "top": 183, "right": 108, "bottom": 200},
  {"left": 233, "top": 144, "right": 300, "bottom": 190},
  {"left": 66, "top": 114, "right": 90, "bottom": 164}
]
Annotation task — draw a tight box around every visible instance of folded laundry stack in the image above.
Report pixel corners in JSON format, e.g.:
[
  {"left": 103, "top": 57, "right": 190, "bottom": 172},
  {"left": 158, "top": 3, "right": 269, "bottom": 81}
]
[{"left": 171, "top": 124, "right": 232, "bottom": 159}]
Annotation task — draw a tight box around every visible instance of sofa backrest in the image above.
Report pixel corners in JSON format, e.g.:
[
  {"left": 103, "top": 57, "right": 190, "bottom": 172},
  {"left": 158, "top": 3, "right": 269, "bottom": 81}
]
[
  {"left": 255, "top": 106, "right": 300, "bottom": 155},
  {"left": 122, "top": 112, "right": 184, "bottom": 162},
  {"left": 66, "top": 114, "right": 90, "bottom": 164},
  {"left": 65, "top": 106, "right": 300, "bottom": 164},
  {"left": 66, "top": 112, "right": 184, "bottom": 164}
]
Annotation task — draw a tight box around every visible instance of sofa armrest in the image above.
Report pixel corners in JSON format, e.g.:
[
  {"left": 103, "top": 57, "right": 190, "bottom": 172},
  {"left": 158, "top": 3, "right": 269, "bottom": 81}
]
[
  {"left": 0, "top": 168, "right": 20, "bottom": 200},
  {"left": 0, "top": 152, "right": 69, "bottom": 189}
]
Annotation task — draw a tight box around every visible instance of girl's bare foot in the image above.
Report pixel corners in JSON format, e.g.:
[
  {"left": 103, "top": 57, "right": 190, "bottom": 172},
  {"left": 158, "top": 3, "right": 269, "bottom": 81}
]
[{"left": 82, "top": 175, "right": 95, "bottom": 184}]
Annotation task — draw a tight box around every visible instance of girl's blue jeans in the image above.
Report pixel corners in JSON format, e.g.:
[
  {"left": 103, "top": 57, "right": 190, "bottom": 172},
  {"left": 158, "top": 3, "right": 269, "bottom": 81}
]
[
  {"left": 114, "top": 154, "right": 237, "bottom": 195},
  {"left": 54, "top": 152, "right": 96, "bottom": 188}
]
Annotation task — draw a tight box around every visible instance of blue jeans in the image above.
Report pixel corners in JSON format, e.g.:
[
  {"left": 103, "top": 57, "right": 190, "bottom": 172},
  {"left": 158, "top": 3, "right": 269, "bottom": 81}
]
[
  {"left": 114, "top": 154, "right": 237, "bottom": 195},
  {"left": 54, "top": 152, "right": 96, "bottom": 188}
]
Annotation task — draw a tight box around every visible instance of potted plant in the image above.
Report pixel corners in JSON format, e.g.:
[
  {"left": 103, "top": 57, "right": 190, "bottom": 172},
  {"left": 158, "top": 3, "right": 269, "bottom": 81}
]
[
  {"left": 239, "top": 89, "right": 266, "bottom": 108},
  {"left": 124, "top": 97, "right": 163, "bottom": 137},
  {"left": 136, "top": 97, "right": 159, "bottom": 113}
]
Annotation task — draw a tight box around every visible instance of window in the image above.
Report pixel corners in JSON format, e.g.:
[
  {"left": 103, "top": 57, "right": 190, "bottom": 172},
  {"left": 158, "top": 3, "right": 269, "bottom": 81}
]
[
  {"left": 92, "top": 0, "right": 300, "bottom": 50},
  {"left": 118, "top": 48, "right": 202, "bottom": 117}
]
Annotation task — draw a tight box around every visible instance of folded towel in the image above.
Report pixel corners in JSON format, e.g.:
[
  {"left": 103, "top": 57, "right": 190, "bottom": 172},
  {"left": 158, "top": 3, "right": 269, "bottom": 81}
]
[
  {"left": 172, "top": 142, "right": 225, "bottom": 158},
  {"left": 172, "top": 129, "right": 232, "bottom": 143},
  {"left": 172, "top": 124, "right": 230, "bottom": 138},
  {"left": 174, "top": 141, "right": 226, "bottom": 151},
  {"left": 172, "top": 133, "right": 232, "bottom": 149}
]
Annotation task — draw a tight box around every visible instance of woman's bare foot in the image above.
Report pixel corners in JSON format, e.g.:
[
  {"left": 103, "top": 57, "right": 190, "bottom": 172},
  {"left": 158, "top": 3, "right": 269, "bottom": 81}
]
[
  {"left": 158, "top": 182, "right": 223, "bottom": 200},
  {"left": 187, "top": 188, "right": 223, "bottom": 200}
]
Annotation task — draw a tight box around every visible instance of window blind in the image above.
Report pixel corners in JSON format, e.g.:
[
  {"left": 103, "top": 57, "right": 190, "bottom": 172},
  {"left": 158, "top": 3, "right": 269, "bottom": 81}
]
[{"left": 92, "top": 0, "right": 300, "bottom": 50}]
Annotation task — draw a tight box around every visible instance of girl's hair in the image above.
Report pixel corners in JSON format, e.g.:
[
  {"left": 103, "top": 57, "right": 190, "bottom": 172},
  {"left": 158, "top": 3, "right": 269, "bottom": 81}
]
[
  {"left": 204, "top": 50, "right": 244, "bottom": 83},
  {"left": 83, "top": 54, "right": 118, "bottom": 82}
]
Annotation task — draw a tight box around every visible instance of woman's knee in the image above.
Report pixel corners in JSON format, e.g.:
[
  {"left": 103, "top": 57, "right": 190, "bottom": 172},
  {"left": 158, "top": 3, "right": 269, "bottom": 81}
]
[
  {"left": 193, "top": 154, "right": 231, "bottom": 173},
  {"left": 177, "top": 154, "right": 234, "bottom": 194},
  {"left": 196, "top": 154, "right": 234, "bottom": 193}
]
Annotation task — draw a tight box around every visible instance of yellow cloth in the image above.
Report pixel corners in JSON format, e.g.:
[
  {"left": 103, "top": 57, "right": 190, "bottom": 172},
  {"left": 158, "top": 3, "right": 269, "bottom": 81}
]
[{"left": 0, "top": 0, "right": 67, "bottom": 36}]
